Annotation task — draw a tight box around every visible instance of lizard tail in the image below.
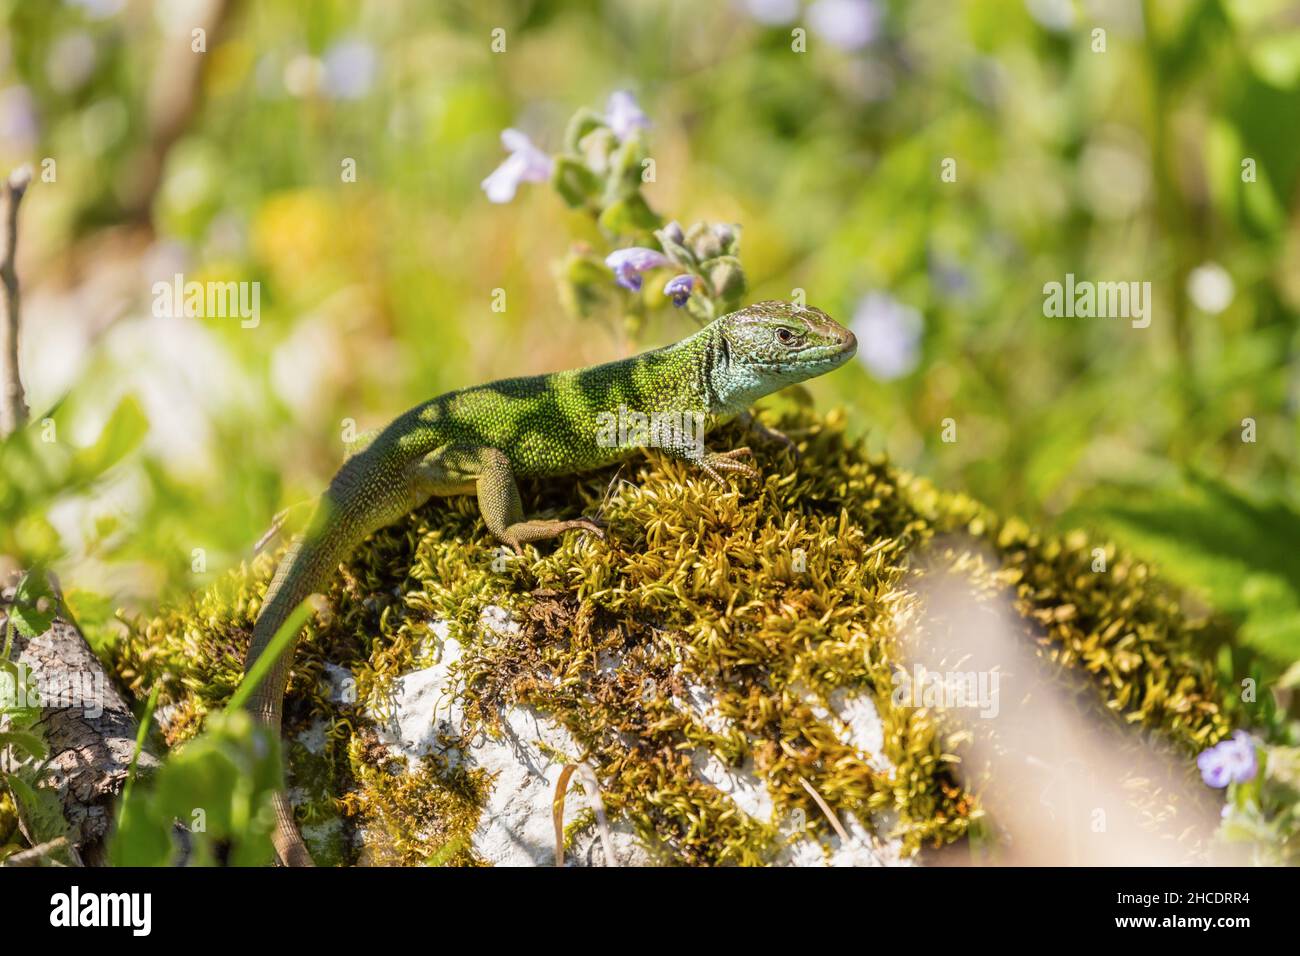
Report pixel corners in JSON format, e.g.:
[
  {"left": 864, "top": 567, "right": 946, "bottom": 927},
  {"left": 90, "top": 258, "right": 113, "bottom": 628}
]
[
  {"left": 242, "top": 490, "right": 363, "bottom": 867},
  {"left": 269, "top": 790, "right": 314, "bottom": 867}
]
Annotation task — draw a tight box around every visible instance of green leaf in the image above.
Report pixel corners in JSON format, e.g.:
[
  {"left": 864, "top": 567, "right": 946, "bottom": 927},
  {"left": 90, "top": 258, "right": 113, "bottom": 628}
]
[
  {"left": 563, "top": 107, "right": 605, "bottom": 154},
  {"left": 597, "top": 194, "right": 659, "bottom": 237},
  {"left": 551, "top": 155, "right": 602, "bottom": 209},
  {"left": 10, "top": 570, "right": 57, "bottom": 638},
  {"left": 109, "top": 710, "right": 281, "bottom": 867},
  {"left": 424, "top": 834, "right": 468, "bottom": 866},
  {"left": 0, "top": 654, "right": 41, "bottom": 727},
  {"left": 110, "top": 797, "right": 177, "bottom": 867},
  {"left": 0, "top": 731, "right": 48, "bottom": 761},
  {"left": 69, "top": 395, "right": 148, "bottom": 482},
  {"left": 604, "top": 132, "right": 649, "bottom": 201},
  {"left": 1248, "top": 30, "right": 1300, "bottom": 87},
  {"left": 108, "top": 602, "right": 304, "bottom": 863},
  {"left": 1081, "top": 473, "right": 1300, "bottom": 670},
  {"left": 556, "top": 249, "right": 617, "bottom": 320},
  {"left": 4, "top": 774, "right": 70, "bottom": 847}
]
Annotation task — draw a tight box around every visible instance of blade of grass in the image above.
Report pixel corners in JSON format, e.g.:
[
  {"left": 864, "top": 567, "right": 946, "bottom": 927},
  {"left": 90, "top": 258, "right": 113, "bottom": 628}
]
[
  {"left": 226, "top": 599, "right": 312, "bottom": 713},
  {"left": 552, "top": 764, "right": 577, "bottom": 866},
  {"left": 116, "top": 682, "right": 160, "bottom": 830},
  {"left": 552, "top": 762, "right": 616, "bottom": 867}
]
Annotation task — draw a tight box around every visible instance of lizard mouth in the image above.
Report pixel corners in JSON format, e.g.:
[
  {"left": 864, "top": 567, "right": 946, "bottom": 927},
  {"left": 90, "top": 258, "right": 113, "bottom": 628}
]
[
  {"left": 837, "top": 329, "right": 858, "bottom": 359},
  {"left": 771, "top": 333, "right": 858, "bottom": 368}
]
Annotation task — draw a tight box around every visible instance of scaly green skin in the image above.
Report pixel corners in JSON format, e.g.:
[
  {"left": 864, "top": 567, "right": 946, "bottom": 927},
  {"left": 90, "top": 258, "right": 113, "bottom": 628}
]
[{"left": 243, "top": 300, "right": 857, "bottom": 865}]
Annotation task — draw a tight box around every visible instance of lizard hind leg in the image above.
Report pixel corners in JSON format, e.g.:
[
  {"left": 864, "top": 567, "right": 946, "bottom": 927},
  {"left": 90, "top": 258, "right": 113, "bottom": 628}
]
[{"left": 418, "top": 445, "right": 604, "bottom": 553}]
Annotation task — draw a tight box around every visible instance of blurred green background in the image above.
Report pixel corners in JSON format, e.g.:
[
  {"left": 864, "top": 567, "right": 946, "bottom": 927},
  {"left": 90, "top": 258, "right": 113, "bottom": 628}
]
[{"left": 2, "top": 0, "right": 1299, "bottom": 671}]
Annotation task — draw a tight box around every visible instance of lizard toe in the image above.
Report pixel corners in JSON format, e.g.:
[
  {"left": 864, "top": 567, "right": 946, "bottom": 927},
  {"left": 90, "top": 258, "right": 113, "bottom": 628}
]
[{"left": 574, "top": 517, "right": 606, "bottom": 539}]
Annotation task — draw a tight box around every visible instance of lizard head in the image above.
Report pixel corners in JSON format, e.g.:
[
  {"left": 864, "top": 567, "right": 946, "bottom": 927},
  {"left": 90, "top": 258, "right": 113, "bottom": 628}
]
[{"left": 707, "top": 300, "right": 857, "bottom": 410}]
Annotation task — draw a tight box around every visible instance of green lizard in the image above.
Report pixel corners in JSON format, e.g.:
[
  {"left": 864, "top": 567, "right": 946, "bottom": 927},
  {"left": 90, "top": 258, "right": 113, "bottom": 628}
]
[{"left": 242, "top": 299, "right": 857, "bottom": 865}]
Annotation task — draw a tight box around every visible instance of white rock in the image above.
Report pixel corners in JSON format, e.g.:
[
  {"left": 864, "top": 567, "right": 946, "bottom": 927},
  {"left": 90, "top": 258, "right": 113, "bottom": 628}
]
[
  {"left": 320, "top": 662, "right": 357, "bottom": 705},
  {"left": 792, "top": 680, "right": 894, "bottom": 775},
  {"left": 359, "top": 611, "right": 900, "bottom": 866},
  {"left": 691, "top": 752, "right": 774, "bottom": 822},
  {"left": 826, "top": 687, "right": 894, "bottom": 774},
  {"left": 470, "top": 705, "right": 581, "bottom": 866},
  {"left": 370, "top": 638, "right": 463, "bottom": 760},
  {"left": 479, "top": 604, "right": 520, "bottom": 636},
  {"left": 777, "top": 811, "right": 909, "bottom": 868},
  {"left": 295, "top": 717, "right": 330, "bottom": 755},
  {"left": 362, "top": 617, "right": 646, "bottom": 865},
  {"left": 672, "top": 675, "right": 732, "bottom": 736}
]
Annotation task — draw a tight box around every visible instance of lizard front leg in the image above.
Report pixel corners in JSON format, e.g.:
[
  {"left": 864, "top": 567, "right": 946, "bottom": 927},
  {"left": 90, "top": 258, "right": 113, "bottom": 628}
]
[
  {"left": 649, "top": 420, "right": 760, "bottom": 486},
  {"left": 410, "top": 445, "right": 604, "bottom": 553},
  {"left": 656, "top": 433, "right": 759, "bottom": 485}
]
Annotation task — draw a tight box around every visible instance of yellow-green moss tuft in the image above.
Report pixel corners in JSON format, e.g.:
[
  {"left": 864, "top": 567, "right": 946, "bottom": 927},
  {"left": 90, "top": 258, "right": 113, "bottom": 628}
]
[{"left": 110, "top": 408, "right": 1232, "bottom": 864}]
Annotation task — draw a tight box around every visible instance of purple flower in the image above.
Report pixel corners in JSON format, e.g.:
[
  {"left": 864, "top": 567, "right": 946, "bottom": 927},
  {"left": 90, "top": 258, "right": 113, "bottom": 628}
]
[
  {"left": 481, "top": 129, "right": 553, "bottom": 204},
  {"left": 739, "top": 0, "right": 799, "bottom": 25},
  {"left": 605, "top": 247, "right": 670, "bottom": 292},
  {"left": 0, "top": 86, "right": 38, "bottom": 152},
  {"left": 322, "top": 38, "right": 377, "bottom": 100},
  {"left": 664, "top": 274, "right": 695, "bottom": 307},
  {"left": 1025, "top": 0, "right": 1075, "bottom": 33},
  {"left": 1198, "top": 731, "right": 1258, "bottom": 788},
  {"left": 68, "top": 0, "right": 124, "bottom": 18},
  {"left": 807, "top": 0, "right": 882, "bottom": 52},
  {"left": 605, "top": 91, "right": 650, "bottom": 142},
  {"left": 850, "top": 291, "right": 923, "bottom": 380},
  {"left": 929, "top": 253, "right": 972, "bottom": 297}
]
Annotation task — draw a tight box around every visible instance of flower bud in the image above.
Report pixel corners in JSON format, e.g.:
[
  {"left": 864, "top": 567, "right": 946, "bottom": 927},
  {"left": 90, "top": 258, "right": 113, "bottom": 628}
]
[
  {"left": 708, "top": 255, "right": 746, "bottom": 300},
  {"left": 578, "top": 126, "right": 618, "bottom": 176},
  {"left": 563, "top": 107, "right": 605, "bottom": 154},
  {"left": 686, "top": 221, "right": 722, "bottom": 261},
  {"left": 713, "top": 223, "right": 735, "bottom": 248},
  {"left": 655, "top": 221, "right": 695, "bottom": 268}
]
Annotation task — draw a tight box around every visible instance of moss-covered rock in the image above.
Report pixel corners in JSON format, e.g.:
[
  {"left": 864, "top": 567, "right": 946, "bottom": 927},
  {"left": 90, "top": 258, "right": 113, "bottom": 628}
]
[{"left": 110, "top": 408, "right": 1234, "bottom": 865}]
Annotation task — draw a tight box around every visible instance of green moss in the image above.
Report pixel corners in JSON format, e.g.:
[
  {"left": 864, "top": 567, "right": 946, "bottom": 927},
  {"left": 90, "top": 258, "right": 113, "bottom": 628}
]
[
  {"left": 0, "top": 789, "right": 21, "bottom": 858},
  {"left": 110, "top": 408, "right": 1232, "bottom": 864},
  {"left": 339, "top": 732, "right": 488, "bottom": 867}
]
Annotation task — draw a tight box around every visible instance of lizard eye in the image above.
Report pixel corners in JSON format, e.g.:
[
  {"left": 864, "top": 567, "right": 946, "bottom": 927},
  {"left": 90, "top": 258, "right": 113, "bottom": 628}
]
[{"left": 775, "top": 327, "right": 796, "bottom": 346}]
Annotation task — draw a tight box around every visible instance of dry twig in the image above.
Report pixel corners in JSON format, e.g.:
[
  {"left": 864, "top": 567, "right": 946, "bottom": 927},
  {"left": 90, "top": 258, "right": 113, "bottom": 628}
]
[{"left": 0, "top": 165, "right": 31, "bottom": 438}]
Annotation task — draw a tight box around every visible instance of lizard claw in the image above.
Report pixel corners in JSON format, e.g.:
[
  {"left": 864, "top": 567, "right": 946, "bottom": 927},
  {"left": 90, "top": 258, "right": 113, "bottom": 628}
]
[
  {"left": 572, "top": 516, "right": 606, "bottom": 540},
  {"left": 697, "top": 448, "right": 760, "bottom": 485}
]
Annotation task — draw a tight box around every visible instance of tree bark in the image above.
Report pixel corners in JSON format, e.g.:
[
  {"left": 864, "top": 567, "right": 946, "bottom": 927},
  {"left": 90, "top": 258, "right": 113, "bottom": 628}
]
[{"left": 2, "top": 578, "right": 159, "bottom": 866}]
